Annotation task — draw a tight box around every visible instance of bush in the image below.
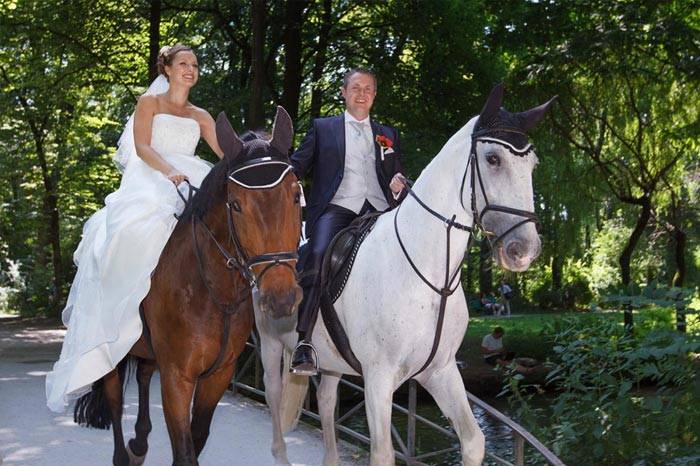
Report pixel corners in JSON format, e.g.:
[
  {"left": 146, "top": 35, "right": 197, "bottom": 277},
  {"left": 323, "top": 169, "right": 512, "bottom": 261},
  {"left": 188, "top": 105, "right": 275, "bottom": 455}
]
[
  {"left": 562, "top": 270, "right": 593, "bottom": 308},
  {"left": 506, "top": 316, "right": 700, "bottom": 465},
  {"left": 0, "top": 258, "right": 25, "bottom": 314}
]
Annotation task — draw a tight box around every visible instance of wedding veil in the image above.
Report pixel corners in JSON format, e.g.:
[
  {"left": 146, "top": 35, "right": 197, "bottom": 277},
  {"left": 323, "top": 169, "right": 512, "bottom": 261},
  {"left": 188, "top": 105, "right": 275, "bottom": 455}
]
[{"left": 112, "top": 74, "right": 170, "bottom": 172}]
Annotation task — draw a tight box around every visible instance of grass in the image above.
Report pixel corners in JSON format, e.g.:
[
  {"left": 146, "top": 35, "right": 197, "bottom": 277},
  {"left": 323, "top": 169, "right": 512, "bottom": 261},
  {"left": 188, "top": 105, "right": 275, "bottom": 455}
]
[
  {"left": 462, "top": 313, "right": 560, "bottom": 362},
  {"left": 460, "top": 306, "right": 700, "bottom": 365}
]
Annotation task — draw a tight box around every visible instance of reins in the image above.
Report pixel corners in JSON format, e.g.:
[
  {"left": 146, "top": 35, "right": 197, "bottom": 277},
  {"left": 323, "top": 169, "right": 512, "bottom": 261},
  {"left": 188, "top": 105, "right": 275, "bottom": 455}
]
[{"left": 396, "top": 122, "right": 539, "bottom": 378}]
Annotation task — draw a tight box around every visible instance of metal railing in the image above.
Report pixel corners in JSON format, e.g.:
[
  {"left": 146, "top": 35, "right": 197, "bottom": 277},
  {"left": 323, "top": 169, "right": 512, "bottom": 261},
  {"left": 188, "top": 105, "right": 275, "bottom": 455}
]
[{"left": 232, "top": 332, "right": 564, "bottom": 466}]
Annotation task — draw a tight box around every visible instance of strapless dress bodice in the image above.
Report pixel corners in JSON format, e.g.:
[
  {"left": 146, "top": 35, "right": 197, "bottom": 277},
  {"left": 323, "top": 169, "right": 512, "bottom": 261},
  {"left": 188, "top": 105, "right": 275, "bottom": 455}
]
[{"left": 150, "top": 114, "right": 200, "bottom": 156}]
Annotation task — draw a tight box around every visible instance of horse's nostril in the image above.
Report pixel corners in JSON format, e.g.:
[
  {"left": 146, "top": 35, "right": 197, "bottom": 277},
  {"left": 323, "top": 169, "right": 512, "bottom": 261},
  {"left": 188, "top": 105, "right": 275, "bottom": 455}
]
[
  {"left": 506, "top": 241, "right": 523, "bottom": 260},
  {"left": 259, "top": 288, "right": 302, "bottom": 319}
]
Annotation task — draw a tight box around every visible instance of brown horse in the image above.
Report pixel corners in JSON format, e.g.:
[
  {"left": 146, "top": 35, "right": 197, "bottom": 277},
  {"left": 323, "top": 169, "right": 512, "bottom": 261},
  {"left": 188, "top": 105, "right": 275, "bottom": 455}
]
[{"left": 73, "top": 107, "right": 302, "bottom": 466}]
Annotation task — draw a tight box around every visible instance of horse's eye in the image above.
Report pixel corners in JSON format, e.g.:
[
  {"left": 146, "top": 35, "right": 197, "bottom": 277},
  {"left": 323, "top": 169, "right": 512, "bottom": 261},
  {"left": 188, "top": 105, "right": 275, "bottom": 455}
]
[
  {"left": 485, "top": 152, "right": 500, "bottom": 166},
  {"left": 294, "top": 192, "right": 301, "bottom": 204},
  {"left": 230, "top": 200, "right": 242, "bottom": 212}
]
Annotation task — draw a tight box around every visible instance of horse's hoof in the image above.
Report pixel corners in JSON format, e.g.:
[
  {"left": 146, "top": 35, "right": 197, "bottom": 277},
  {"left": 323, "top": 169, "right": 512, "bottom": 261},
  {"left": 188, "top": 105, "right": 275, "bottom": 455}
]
[{"left": 126, "top": 444, "right": 146, "bottom": 466}]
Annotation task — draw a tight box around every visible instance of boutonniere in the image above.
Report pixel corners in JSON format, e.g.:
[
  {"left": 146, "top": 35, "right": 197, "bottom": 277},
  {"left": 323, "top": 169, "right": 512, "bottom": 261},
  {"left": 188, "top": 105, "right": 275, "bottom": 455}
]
[{"left": 375, "top": 135, "right": 395, "bottom": 161}]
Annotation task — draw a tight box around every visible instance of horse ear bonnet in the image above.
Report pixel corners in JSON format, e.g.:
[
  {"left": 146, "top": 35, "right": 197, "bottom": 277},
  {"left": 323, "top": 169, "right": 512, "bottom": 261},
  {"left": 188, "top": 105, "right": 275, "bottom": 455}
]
[
  {"left": 475, "top": 83, "right": 557, "bottom": 152},
  {"left": 230, "top": 138, "right": 292, "bottom": 188},
  {"left": 216, "top": 112, "right": 244, "bottom": 161},
  {"left": 219, "top": 107, "right": 295, "bottom": 189},
  {"left": 270, "top": 106, "right": 294, "bottom": 155}
]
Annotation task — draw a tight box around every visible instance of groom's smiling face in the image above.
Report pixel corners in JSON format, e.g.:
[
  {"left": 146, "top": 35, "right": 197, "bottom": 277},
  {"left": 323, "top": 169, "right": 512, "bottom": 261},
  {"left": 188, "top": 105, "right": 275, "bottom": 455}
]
[{"left": 342, "top": 72, "right": 376, "bottom": 120}]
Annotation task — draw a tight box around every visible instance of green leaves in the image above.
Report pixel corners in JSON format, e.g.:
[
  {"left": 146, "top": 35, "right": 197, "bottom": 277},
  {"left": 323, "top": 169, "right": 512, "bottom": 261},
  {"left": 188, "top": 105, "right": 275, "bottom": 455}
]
[{"left": 508, "top": 314, "right": 700, "bottom": 464}]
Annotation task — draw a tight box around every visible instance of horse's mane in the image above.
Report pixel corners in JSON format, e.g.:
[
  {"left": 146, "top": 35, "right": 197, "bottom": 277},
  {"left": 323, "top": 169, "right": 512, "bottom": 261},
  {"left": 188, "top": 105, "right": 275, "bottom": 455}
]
[{"left": 179, "top": 130, "right": 272, "bottom": 222}]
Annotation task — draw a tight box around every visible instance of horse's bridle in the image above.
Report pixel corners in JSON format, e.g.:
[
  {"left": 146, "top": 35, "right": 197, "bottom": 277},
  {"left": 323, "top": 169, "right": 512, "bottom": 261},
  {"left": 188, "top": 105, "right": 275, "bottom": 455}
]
[
  {"left": 179, "top": 156, "right": 299, "bottom": 378},
  {"left": 181, "top": 156, "right": 299, "bottom": 314},
  {"left": 202, "top": 155, "right": 298, "bottom": 285},
  {"left": 395, "top": 121, "right": 539, "bottom": 377},
  {"left": 462, "top": 125, "right": 540, "bottom": 248}
]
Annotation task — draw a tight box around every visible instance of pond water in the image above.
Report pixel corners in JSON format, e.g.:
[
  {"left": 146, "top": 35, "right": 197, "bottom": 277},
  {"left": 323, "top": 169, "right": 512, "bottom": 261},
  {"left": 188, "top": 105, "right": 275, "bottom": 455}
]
[
  {"left": 340, "top": 400, "right": 515, "bottom": 465},
  {"left": 234, "top": 347, "right": 555, "bottom": 465},
  {"left": 302, "top": 388, "right": 555, "bottom": 466}
]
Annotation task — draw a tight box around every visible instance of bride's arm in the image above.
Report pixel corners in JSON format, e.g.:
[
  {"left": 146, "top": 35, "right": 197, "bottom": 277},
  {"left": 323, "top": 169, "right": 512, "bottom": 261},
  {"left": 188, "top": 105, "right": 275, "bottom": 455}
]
[
  {"left": 133, "top": 95, "right": 188, "bottom": 185},
  {"left": 196, "top": 109, "right": 224, "bottom": 159}
]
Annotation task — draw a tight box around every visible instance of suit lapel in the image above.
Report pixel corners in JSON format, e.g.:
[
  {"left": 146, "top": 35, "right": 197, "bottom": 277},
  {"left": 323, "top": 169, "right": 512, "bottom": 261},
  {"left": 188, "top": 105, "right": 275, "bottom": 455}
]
[
  {"left": 333, "top": 115, "right": 345, "bottom": 165},
  {"left": 370, "top": 121, "right": 380, "bottom": 163}
]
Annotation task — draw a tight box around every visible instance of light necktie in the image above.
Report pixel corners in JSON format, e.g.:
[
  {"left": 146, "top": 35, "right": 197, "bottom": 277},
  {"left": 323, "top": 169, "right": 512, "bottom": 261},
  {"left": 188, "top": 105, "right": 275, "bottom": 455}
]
[{"left": 349, "top": 120, "right": 372, "bottom": 155}]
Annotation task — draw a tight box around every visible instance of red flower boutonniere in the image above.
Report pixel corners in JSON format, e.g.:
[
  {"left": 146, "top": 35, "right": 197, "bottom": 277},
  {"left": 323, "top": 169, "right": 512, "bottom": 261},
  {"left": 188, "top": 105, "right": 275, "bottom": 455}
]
[{"left": 375, "top": 135, "right": 395, "bottom": 161}]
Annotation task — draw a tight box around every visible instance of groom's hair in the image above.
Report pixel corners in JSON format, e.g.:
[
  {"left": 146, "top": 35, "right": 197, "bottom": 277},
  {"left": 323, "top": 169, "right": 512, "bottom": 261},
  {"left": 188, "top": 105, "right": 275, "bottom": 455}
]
[{"left": 343, "top": 67, "right": 376, "bottom": 90}]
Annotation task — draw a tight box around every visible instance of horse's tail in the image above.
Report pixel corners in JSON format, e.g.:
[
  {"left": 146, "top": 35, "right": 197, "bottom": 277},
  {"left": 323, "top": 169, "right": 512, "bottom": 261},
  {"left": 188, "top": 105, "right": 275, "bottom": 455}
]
[
  {"left": 279, "top": 347, "right": 309, "bottom": 434},
  {"left": 73, "top": 355, "right": 135, "bottom": 429}
]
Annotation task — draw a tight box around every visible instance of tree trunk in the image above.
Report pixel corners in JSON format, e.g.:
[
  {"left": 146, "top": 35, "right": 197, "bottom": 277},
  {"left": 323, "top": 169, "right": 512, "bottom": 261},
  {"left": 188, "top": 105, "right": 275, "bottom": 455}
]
[
  {"left": 464, "top": 252, "right": 474, "bottom": 299},
  {"left": 551, "top": 255, "right": 562, "bottom": 290},
  {"left": 310, "top": 0, "right": 332, "bottom": 119},
  {"left": 478, "top": 246, "right": 493, "bottom": 295},
  {"left": 148, "top": 0, "right": 162, "bottom": 83},
  {"left": 34, "top": 131, "right": 63, "bottom": 316},
  {"left": 249, "top": 0, "right": 266, "bottom": 129},
  {"left": 280, "top": 0, "right": 306, "bottom": 123},
  {"left": 619, "top": 196, "right": 652, "bottom": 286},
  {"left": 672, "top": 227, "right": 686, "bottom": 287}
]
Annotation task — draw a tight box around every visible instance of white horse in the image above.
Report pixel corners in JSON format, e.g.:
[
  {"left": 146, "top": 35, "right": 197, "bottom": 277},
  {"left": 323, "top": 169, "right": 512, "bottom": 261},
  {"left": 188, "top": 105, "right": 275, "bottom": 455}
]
[{"left": 254, "top": 83, "right": 556, "bottom": 466}]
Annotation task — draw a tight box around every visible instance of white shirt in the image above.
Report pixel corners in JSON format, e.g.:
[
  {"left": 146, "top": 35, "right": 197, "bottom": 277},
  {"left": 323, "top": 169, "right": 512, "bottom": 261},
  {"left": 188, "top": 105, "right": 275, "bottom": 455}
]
[
  {"left": 481, "top": 333, "right": 504, "bottom": 359},
  {"left": 331, "top": 111, "right": 389, "bottom": 213}
]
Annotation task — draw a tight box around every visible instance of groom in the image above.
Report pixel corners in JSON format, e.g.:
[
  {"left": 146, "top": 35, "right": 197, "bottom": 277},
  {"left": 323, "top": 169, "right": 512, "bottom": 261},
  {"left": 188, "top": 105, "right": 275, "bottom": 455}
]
[{"left": 289, "top": 67, "right": 407, "bottom": 375}]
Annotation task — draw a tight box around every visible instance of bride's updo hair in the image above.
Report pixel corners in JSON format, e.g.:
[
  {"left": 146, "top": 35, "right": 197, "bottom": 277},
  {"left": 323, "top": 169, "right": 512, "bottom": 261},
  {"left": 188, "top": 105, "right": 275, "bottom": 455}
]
[{"left": 157, "top": 44, "right": 194, "bottom": 78}]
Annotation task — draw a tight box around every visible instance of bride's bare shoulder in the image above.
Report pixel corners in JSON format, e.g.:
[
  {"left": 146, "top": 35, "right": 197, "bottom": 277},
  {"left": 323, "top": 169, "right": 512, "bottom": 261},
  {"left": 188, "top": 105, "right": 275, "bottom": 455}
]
[
  {"left": 190, "top": 105, "right": 215, "bottom": 126},
  {"left": 135, "top": 93, "right": 159, "bottom": 113}
]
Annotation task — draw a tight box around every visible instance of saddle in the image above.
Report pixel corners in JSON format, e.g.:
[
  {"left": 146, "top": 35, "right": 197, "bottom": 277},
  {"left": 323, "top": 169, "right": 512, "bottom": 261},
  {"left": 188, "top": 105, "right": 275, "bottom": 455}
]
[
  {"left": 317, "top": 212, "right": 382, "bottom": 375},
  {"left": 322, "top": 212, "right": 381, "bottom": 302}
]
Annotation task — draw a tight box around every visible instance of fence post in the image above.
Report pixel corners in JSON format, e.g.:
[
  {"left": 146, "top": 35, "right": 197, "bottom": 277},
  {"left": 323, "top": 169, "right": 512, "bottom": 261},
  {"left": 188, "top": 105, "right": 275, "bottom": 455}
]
[
  {"left": 513, "top": 433, "right": 525, "bottom": 466},
  {"left": 408, "top": 379, "right": 417, "bottom": 459}
]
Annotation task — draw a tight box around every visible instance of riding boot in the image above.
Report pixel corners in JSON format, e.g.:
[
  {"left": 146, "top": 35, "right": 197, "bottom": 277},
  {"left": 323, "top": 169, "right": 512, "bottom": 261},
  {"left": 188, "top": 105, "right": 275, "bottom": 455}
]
[
  {"left": 291, "top": 271, "right": 322, "bottom": 376},
  {"left": 290, "top": 333, "right": 318, "bottom": 376}
]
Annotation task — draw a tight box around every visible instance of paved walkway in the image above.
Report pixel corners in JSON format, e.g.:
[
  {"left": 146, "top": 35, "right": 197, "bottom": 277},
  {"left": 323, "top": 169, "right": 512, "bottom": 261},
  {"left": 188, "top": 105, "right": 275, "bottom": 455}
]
[{"left": 0, "top": 314, "right": 368, "bottom": 466}]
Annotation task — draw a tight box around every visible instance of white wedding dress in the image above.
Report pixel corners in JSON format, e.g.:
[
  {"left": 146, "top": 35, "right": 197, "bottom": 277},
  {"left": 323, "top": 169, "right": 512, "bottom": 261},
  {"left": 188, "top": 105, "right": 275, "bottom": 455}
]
[{"left": 46, "top": 114, "right": 213, "bottom": 412}]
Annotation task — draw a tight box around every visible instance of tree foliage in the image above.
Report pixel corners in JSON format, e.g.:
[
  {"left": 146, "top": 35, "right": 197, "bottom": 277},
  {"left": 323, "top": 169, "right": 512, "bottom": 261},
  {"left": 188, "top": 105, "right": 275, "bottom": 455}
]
[
  {"left": 1, "top": 0, "right": 699, "bottom": 320},
  {"left": 507, "top": 315, "right": 700, "bottom": 465}
]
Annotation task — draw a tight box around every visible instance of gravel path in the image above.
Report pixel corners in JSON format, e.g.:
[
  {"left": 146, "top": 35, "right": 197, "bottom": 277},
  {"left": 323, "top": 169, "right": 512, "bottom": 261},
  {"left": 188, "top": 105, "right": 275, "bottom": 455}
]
[{"left": 0, "top": 314, "right": 368, "bottom": 466}]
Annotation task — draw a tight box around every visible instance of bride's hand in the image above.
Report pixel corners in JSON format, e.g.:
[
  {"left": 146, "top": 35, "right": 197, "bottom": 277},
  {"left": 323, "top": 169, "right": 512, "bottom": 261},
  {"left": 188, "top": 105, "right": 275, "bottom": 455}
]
[{"left": 167, "top": 170, "right": 189, "bottom": 186}]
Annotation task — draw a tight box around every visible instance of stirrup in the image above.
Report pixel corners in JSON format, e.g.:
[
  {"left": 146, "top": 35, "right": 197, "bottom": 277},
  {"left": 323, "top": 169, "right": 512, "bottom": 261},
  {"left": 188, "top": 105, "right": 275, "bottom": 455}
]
[{"left": 290, "top": 342, "right": 319, "bottom": 376}]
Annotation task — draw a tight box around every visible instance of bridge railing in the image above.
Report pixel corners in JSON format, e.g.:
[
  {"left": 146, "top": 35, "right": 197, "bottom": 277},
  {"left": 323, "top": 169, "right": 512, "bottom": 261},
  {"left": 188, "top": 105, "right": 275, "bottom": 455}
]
[{"left": 232, "top": 333, "right": 565, "bottom": 466}]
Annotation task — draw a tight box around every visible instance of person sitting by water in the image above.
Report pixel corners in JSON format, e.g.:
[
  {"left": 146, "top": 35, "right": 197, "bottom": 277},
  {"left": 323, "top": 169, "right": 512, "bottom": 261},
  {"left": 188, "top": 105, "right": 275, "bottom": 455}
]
[
  {"left": 481, "top": 327, "right": 513, "bottom": 365},
  {"left": 481, "top": 327, "right": 534, "bottom": 375},
  {"left": 482, "top": 292, "right": 503, "bottom": 315}
]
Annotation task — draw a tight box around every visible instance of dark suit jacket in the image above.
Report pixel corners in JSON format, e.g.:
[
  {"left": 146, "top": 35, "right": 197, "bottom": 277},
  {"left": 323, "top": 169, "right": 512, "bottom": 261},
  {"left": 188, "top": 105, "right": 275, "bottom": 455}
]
[{"left": 291, "top": 114, "right": 405, "bottom": 237}]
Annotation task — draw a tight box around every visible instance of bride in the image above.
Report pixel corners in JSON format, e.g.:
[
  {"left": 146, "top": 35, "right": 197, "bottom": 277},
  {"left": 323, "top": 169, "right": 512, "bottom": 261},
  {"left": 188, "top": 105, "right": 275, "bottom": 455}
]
[{"left": 46, "top": 44, "right": 224, "bottom": 412}]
